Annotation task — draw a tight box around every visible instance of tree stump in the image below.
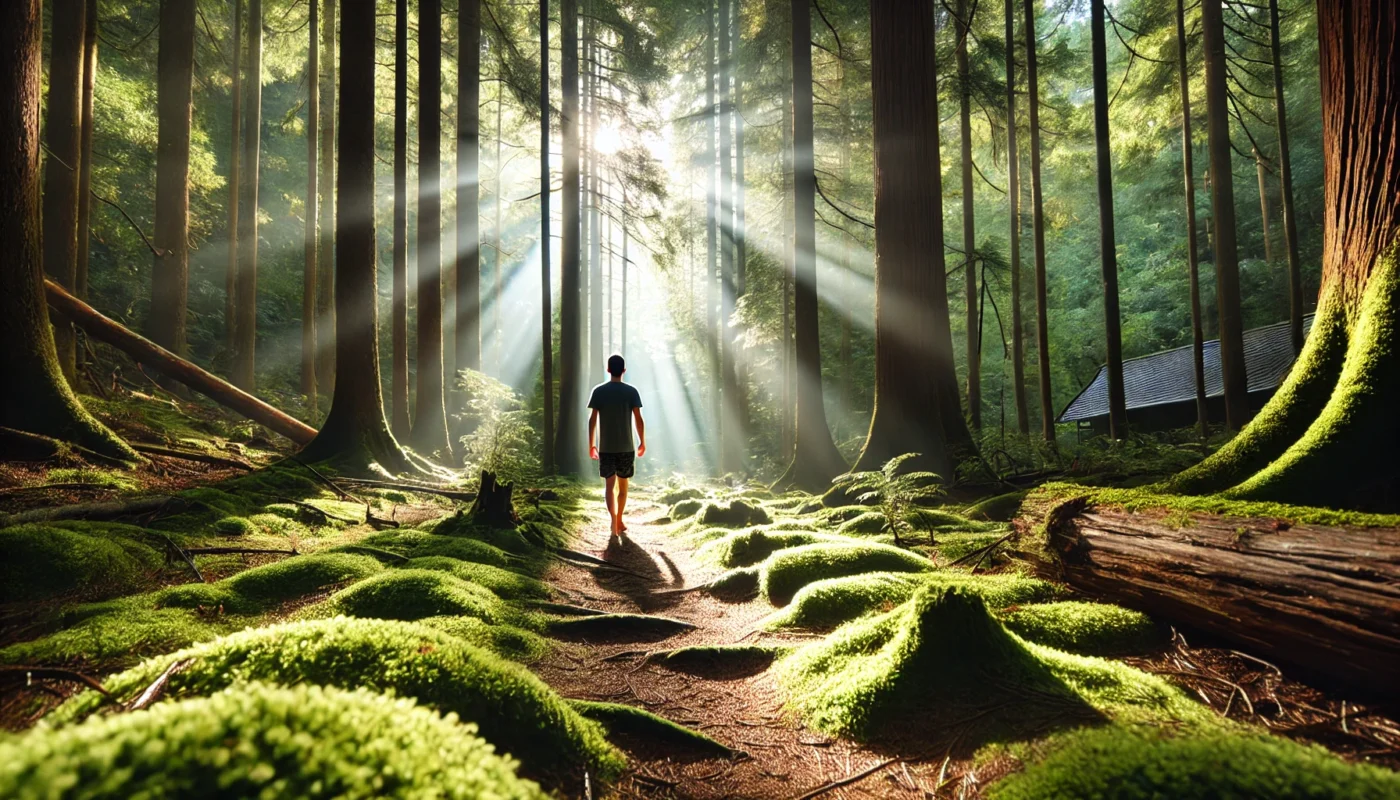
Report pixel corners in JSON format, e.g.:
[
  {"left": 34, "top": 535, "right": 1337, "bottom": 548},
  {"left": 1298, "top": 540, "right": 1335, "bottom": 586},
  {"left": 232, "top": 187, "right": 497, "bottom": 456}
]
[{"left": 469, "top": 470, "right": 519, "bottom": 528}]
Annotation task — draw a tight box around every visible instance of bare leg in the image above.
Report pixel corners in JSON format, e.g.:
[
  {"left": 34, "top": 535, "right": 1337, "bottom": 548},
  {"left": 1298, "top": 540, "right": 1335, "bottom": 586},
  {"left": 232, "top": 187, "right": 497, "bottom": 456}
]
[
  {"left": 604, "top": 475, "right": 618, "bottom": 534},
  {"left": 616, "top": 478, "right": 630, "bottom": 533}
]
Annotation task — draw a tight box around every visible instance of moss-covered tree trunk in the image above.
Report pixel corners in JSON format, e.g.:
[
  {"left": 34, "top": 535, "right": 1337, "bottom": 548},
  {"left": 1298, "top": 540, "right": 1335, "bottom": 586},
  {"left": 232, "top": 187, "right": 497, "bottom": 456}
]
[
  {"left": 1, "top": 0, "right": 134, "bottom": 463},
  {"left": 1005, "top": 0, "right": 1029, "bottom": 436},
  {"left": 298, "top": 0, "right": 414, "bottom": 475},
  {"left": 774, "top": 0, "right": 846, "bottom": 492},
  {"left": 1024, "top": 0, "right": 1053, "bottom": 443},
  {"left": 233, "top": 0, "right": 263, "bottom": 391},
  {"left": 456, "top": 0, "right": 481, "bottom": 379},
  {"left": 1170, "top": 0, "right": 1400, "bottom": 510},
  {"left": 554, "top": 0, "right": 583, "bottom": 475},
  {"left": 151, "top": 0, "right": 196, "bottom": 366},
  {"left": 302, "top": 0, "right": 319, "bottom": 412},
  {"left": 391, "top": 0, "right": 409, "bottom": 440}
]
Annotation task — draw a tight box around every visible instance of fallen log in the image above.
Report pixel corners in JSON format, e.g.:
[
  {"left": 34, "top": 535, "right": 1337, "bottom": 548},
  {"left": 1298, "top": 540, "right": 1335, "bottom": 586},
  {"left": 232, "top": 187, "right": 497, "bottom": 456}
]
[
  {"left": 0, "top": 495, "right": 178, "bottom": 527},
  {"left": 130, "top": 443, "right": 254, "bottom": 470},
  {"left": 45, "top": 280, "right": 316, "bottom": 446},
  {"left": 1027, "top": 497, "right": 1400, "bottom": 701}
]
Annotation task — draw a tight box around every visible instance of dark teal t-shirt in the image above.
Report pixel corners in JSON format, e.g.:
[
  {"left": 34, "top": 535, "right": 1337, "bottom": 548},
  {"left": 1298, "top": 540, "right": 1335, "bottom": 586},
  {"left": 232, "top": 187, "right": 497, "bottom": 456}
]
[{"left": 587, "top": 381, "right": 643, "bottom": 453}]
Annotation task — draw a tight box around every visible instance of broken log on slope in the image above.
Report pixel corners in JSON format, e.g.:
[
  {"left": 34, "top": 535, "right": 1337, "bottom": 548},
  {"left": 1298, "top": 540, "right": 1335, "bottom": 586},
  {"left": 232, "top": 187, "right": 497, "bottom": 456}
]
[
  {"left": 1024, "top": 497, "right": 1400, "bottom": 701},
  {"left": 44, "top": 280, "right": 317, "bottom": 446}
]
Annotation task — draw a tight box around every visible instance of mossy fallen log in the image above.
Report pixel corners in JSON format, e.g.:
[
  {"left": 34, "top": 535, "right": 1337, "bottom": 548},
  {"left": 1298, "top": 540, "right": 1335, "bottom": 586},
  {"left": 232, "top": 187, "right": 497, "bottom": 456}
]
[{"left": 1027, "top": 498, "right": 1400, "bottom": 700}]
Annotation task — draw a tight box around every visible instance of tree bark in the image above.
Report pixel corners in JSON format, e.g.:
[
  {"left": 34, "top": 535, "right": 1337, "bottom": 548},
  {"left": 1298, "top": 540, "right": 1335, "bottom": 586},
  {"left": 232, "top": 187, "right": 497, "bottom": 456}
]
[
  {"left": 469, "top": 471, "right": 520, "bottom": 527},
  {"left": 2, "top": 0, "right": 134, "bottom": 463},
  {"left": 704, "top": 0, "right": 720, "bottom": 473},
  {"left": 554, "top": 0, "right": 583, "bottom": 475},
  {"left": 539, "top": 0, "right": 554, "bottom": 474},
  {"left": 957, "top": 0, "right": 980, "bottom": 432},
  {"left": 1024, "top": 0, "right": 1053, "bottom": 443},
  {"left": 75, "top": 0, "right": 97, "bottom": 303},
  {"left": 42, "top": 0, "right": 89, "bottom": 385},
  {"left": 1201, "top": 0, "right": 1249, "bottom": 431},
  {"left": 232, "top": 0, "right": 263, "bottom": 391},
  {"left": 1177, "top": 0, "right": 1209, "bottom": 440},
  {"left": 391, "top": 0, "right": 410, "bottom": 438},
  {"left": 492, "top": 49, "right": 505, "bottom": 373},
  {"left": 226, "top": 0, "right": 242, "bottom": 351},
  {"left": 316, "top": 0, "right": 337, "bottom": 395},
  {"left": 303, "top": 0, "right": 319, "bottom": 411},
  {"left": 1090, "top": 0, "right": 1126, "bottom": 439},
  {"left": 1269, "top": 0, "right": 1303, "bottom": 354},
  {"left": 719, "top": 0, "right": 741, "bottom": 474},
  {"left": 586, "top": 11, "right": 603, "bottom": 378},
  {"left": 457, "top": 0, "right": 481, "bottom": 378},
  {"left": 151, "top": 0, "right": 196, "bottom": 367},
  {"left": 1255, "top": 147, "right": 1274, "bottom": 263},
  {"left": 299, "top": 0, "right": 416, "bottom": 475},
  {"left": 411, "top": 0, "right": 452, "bottom": 457},
  {"left": 1006, "top": 0, "right": 1028, "bottom": 436}
]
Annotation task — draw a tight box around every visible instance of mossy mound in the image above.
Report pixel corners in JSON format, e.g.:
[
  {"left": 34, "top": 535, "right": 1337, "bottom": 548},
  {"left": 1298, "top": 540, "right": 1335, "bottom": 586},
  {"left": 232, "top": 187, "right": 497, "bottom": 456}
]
[
  {"left": 548, "top": 613, "right": 696, "bottom": 641},
  {"left": 696, "top": 529, "right": 851, "bottom": 568},
  {"left": 998, "top": 602, "right": 1163, "bottom": 656},
  {"left": 0, "top": 523, "right": 163, "bottom": 604},
  {"left": 834, "top": 512, "right": 890, "bottom": 535},
  {"left": 759, "top": 543, "right": 933, "bottom": 605},
  {"left": 568, "top": 700, "right": 733, "bottom": 756},
  {"left": 157, "top": 553, "right": 385, "bottom": 614},
  {"left": 708, "top": 566, "right": 761, "bottom": 599},
  {"left": 344, "top": 530, "right": 513, "bottom": 567},
  {"left": 659, "top": 487, "right": 705, "bottom": 505},
  {"left": 816, "top": 505, "right": 873, "bottom": 526},
  {"left": 46, "top": 467, "right": 137, "bottom": 490},
  {"left": 697, "top": 499, "right": 772, "bottom": 527},
  {"left": 669, "top": 498, "right": 704, "bottom": 519},
  {"left": 3, "top": 682, "right": 545, "bottom": 799},
  {"left": 416, "top": 616, "right": 551, "bottom": 662},
  {"left": 316, "top": 569, "right": 513, "bottom": 624},
  {"left": 990, "top": 725, "right": 1400, "bottom": 799},
  {"left": 400, "top": 557, "right": 551, "bottom": 600},
  {"left": 908, "top": 509, "right": 1003, "bottom": 533},
  {"left": 0, "top": 602, "right": 237, "bottom": 669},
  {"left": 765, "top": 571, "right": 1062, "bottom": 630},
  {"left": 965, "top": 491, "right": 1028, "bottom": 522},
  {"left": 212, "top": 516, "right": 259, "bottom": 536},
  {"left": 51, "top": 618, "right": 624, "bottom": 781},
  {"left": 427, "top": 513, "right": 538, "bottom": 556}
]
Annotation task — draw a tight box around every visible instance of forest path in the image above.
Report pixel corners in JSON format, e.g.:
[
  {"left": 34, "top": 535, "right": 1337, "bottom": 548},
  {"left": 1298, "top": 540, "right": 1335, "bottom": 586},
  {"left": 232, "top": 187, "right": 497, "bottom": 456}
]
[{"left": 530, "top": 493, "right": 958, "bottom": 799}]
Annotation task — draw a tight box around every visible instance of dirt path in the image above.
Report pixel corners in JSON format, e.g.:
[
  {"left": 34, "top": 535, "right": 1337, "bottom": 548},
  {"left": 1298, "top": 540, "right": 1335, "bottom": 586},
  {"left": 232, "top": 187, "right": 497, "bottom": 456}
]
[{"left": 530, "top": 496, "right": 972, "bottom": 799}]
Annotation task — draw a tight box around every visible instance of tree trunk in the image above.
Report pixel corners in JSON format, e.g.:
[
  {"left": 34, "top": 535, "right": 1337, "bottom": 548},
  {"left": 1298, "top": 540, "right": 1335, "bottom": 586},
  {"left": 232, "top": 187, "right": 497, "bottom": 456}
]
[
  {"left": 299, "top": 0, "right": 416, "bottom": 475},
  {"left": 1270, "top": 0, "right": 1303, "bottom": 354},
  {"left": 457, "top": 0, "right": 481, "bottom": 379},
  {"left": 469, "top": 471, "right": 520, "bottom": 527},
  {"left": 391, "top": 0, "right": 409, "bottom": 439},
  {"left": 586, "top": 13, "right": 603, "bottom": 378},
  {"left": 303, "top": 0, "right": 319, "bottom": 411},
  {"left": 492, "top": 49, "right": 504, "bottom": 374},
  {"left": 539, "top": 0, "right": 554, "bottom": 474},
  {"left": 1177, "top": 0, "right": 1209, "bottom": 441},
  {"left": 554, "top": 0, "right": 583, "bottom": 475},
  {"left": 75, "top": 0, "right": 97, "bottom": 303},
  {"left": 151, "top": 0, "right": 195, "bottom": 367},
  {"left": 1, "top": 0, "right": 134, "bottom": 463},
  {"left": 41, "top": 0, "right": 88, "bottom": 385},
  {"left": 316, "top": 0, "right": 337, "bottom": 395},
  {"left": 1006, "top": 0, "right": 1028, "bottom": 436},
  {"left": 232, "top": 0, "right": 263, "bottom": 391},
  {"left": 226, "top": 0, "right": 242, "bottom": 351},
  {"left": 411, "top": 0, "right": 451, "bottom": 458},
  {"left": 1201, "top": 0, "right": 1249, "bottom": 431},
  {"left": 719, "top": 0, "right": 741, "bottom": 474},
  {"left": 1024, "top": 0, "right": 1053, "bottom": 443},
  {"left": 1031, "top": 499, "right": 1400, "bottom": 701},
  {"left": 704, "top": 0, "right": 720, "bottom": 473},
  {"left": 1255, "top": 147, "right": 1274, "bottom": 263},
  {"left": 957, "top": 0, "right": 980, "bottom": 432},
  {"left": 1090, "top": 0, "right": 1127, "bottom": 440},
  {"left": 777, "top": 0, "right": 794, "bottom": 460}
]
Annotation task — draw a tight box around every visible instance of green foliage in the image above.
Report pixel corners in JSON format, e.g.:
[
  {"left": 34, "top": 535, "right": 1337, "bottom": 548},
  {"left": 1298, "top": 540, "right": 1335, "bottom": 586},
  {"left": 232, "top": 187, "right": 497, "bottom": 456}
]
[
  {"left": 345, "top": 530, "right": 514, "bottom": 567},
  {"left": 156, "top": 553, "right": 385, "bottom": 614},
  {"left": 44, "top": 468, "right": 137, "bottom": 491},
  {"left": 568, "top": 700, "right": 733, "bottom": 756},
  {"left": 455, "top": 369, "right": 541, "bottom": 483},
  {"left": 764, "top": 571, "right": 1062, "bottom": 631},
  {"left": 400, "top": 556, "right": 551, "bottom": 600},
  {"left": 696, "top": 528, "right": 852, "bottom": 567},
  {"left": 759, "top": 543, "right": 934, "bottom": 605},
  {"left": 990, "top": 726, "right": 1400, "bottom": 800},
  {"left": 998, "top": 602, "right": 1163, "bottom": 656},
  {"left": 3, "top": 683, "right": 545, "bottom": 799},
  {"left": 315, "top": 569, "right": 515, "bottom": 625},
  {"left": 51, "top": 618, "right": 624, "bottom": 780},
  {"left": 416, "top": 616, "right": 551, "bottom": 662},
  {"left": 830, "top": 454, "right": 946, "bottom": 545},
  {"left": 0, "top": 524, "right": 163, "bottom": 604}
]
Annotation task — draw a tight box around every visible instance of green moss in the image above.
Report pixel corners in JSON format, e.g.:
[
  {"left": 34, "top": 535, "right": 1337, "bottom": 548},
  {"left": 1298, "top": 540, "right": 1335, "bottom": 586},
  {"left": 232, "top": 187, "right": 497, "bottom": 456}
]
[
  {"left": 658, "top": 487, "right": 705, "bottom": 505},
  {"left": 4, "top": 682, "right": 546, "bottom": 798},
  {"left": 908, "top": 509, "right": 1003, "bottom": 532},
  {"left": 0, "top": 524, "right": 162, "bottom": 604},
  {"left": 997, "top": 602, "right": 1163, "bottom": 656},
  {"left": 965, "top": 491, "right": 1029, "bottom": 522},
  {"left": 1030, "top": 483, "right": 1400, "bottom": 528},
  {"left": 765, "top": 571, "right": 1062, "bottom": 630},
  {"left": 816, "top": 505, "right": 873, "bottom": 526},
  {"left": 212, "top": 516, "right": 258, "bottom": 536},
  {"left": 990, "top": 725, "right": 1400, "bottom": 800},
  {"left": 708, "top": 566, "right": 761, "bottom": 598},
  {"left": 697, "top": 499, "right": 772, "bottom": 527},
  {"left": 45, "top": 467, "right": 137, "bottom": 491},
  {"left": 400, "top": 557, "right": 551, "bottom": 599},
  {"left": 696, "top": 529, "right": 850, "bottom": 568},
  {"left": 835, "top": 512, "right": 889, "bottom": 535},
  {"left": 568, "top": 700, "right": 734, "bottom": 756},
  {"left": 428, "top": 513, "right": 538, "bottom": 556},
  {"left": 759, "top": 543, "right": 934, "bottom": 605},
  {"left": 315, "top": 569, "right": 514, "bottom": 624},
  {"left": 935, "top": 530, "right": 1017, "bottom": 562},
  {"left": 50, "top": 618, "right": 624, "bottom": 781},
  {"left": 345, "top": 530, "right": 514, "bottom": 567},
  {"left": 0, "top": 601, "right": 237, "bottom": 669},
  {"left": 157, "top": 553, "right": 385, "bottom": 614},
  {"left": 417, "top": 615, "right": 552, "bottom": 662},
  {"left": 669, "top": 498, "right": 704, "bottom": 519}
]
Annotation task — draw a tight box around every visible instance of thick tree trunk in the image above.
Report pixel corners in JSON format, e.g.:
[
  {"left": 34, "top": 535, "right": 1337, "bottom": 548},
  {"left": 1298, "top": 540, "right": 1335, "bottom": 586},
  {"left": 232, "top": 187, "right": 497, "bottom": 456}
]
[
  {"left": 299, "top": 0, "right": 415, "bottom": 475},
  {"left": 1032, "top": 499, "right": 1400, "bottom": 700},
  {"left": 492, "top": 49, "right": 505, "bottom": 373},
  {"left": 151, "top": 0, "right": 196, "bottom": 365},
  {"left": 1270, "top": 0, "right": 1303, "bottom": 354},
  {"left": 391, "top": 0, "right": 409, "bottom": 438},
  {"left": 719, "top": 0, "right": 741, "bottom": 474},
  {"left": 303, "top": 0, "right": 319, "bottom": 411},
  {"left": 1024, "top": 0, "right": 1053, "bottom": 443},
  {"left": 554, "top": 0, "right": 583, "bottom": 475},
  {"left": 774, "top": 0, "right": 846, "bottom": 492},
  {"left": 1090, "top": 0, "right": 1127, "bottom": 439},
  {"left": 1177, "top": 0, "right": 1209, "bottom": 440},
  {"left": 539, "top": 0, "right": 554, "bottom": 474},
  {"left": 1201, "top": 0, "right": 1249, "bottom": 431},
  {"left": 45, "top": 280, "right": 317, "bottom": 446},
  {"left": 957, "top": 0, "right": 980, "bottom": 432},
  {"left": 586, "top": 14, "right": 603, "bottom": 379},
  {"left": 226, "top": 0, "right": 242, "bottom": 351},
  {"left": 1255, "top": 148, "right": 1274, "bottom": 263},
  {"left": 1006, "top": 0, "right": 1028, "bottom": 437},
  {"left": 75, "top": 0, "right": 97, "bottom": 303},
  {"left": 457, "top": 0, "right": 481, "bottom": 378},
  {"left": 2, "top": 0, "right": 133, "bottom": 463},
  {"left": 316, "top": 0, "right": 337, "bottom": 395},
  {"left": 411, "top": 0, "right": 451, "bottom": 457},
  {"left": 42, "top": 0, "right": 88, "bottom": 385},
  {"left": 233, "top": 0, "right": 263, "bottom": 391},
  {"left": 704, "top": 0, "right": 720, "bottom": 473}
]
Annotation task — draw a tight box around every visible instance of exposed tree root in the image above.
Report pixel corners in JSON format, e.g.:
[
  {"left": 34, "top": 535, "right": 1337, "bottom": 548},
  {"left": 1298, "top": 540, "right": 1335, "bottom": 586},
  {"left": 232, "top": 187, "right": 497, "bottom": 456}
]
[
  {"left": 568, "top": 699, "right": 736, "bottom": 757},
  {"left": 0, "top": 495, "right": 178, "bottom": 527},
  {"left": 547, "top": 613, "right": 698, "bottom": 642}
]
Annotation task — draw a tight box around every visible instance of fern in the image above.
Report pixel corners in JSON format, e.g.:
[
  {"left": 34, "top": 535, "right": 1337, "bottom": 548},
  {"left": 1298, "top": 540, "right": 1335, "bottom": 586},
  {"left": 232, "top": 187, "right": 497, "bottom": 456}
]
[{"left": 831, "top": 453, "right": 945, "bottom": 546}]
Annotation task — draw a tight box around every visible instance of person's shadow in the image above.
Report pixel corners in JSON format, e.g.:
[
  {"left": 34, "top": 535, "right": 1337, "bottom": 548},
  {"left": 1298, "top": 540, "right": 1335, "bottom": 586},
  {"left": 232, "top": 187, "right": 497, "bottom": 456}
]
[{"left": 597, "top": 534, "right": 685, "bottom": 613}]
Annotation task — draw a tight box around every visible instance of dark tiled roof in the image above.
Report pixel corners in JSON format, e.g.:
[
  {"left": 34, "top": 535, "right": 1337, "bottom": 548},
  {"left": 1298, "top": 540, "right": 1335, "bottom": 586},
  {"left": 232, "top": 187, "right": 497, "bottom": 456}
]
[{"left": 1057, "top": 315, "right": 1316, "bottom": 423}]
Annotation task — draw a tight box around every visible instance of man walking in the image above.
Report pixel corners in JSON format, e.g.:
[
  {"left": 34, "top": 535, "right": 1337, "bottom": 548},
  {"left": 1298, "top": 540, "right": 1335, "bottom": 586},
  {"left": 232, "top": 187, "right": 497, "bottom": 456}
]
[{"left": 588, "top": 354, "right": 646, "bottom": 537}]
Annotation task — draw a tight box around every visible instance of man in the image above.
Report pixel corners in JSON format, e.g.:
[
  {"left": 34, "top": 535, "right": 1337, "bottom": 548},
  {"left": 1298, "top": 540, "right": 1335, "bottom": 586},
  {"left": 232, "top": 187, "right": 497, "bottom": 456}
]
[{"left": 588, "top": 354, "right": 646, "bottom": 537}]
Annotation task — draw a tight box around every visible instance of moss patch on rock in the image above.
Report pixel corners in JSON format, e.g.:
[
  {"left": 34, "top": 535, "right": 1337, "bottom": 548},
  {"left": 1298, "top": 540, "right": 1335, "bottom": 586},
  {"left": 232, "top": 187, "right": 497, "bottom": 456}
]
[
  {"left": 759, "top": 543, "right": 934, "bottom": 605},
  {"left": 998, "top": 602, "right": 1163, "bottom": 656}
]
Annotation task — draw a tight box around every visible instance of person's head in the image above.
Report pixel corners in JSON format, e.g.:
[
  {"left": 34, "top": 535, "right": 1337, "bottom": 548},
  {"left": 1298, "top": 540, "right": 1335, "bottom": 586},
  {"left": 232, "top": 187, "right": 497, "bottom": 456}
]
[{"left": 606, "top": 354, "right": 626, "bottom": 379}]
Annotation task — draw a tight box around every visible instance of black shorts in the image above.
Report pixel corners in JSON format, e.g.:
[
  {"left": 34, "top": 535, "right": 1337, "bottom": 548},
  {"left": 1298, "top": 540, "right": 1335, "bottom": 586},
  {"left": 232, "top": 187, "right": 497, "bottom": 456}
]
[{"left": 599, "top": 451, "right": 635, "bottom": 479}]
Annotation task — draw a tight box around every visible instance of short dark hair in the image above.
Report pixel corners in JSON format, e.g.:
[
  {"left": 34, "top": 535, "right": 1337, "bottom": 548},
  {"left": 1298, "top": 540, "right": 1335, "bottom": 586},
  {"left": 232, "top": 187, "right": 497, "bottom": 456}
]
[{"left": 607, "top": 354, "right": 625, "bottom": 376}]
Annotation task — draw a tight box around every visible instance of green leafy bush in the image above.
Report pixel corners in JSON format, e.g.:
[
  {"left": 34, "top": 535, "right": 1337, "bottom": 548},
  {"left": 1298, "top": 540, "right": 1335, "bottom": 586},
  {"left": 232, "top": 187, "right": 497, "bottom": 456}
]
[
  {"left": 829, "top": 453, "right": 946, "bottom": 545},
  {"left": 455, "top": 369, "right": 541, "bottom": 483},
  {"left": 0, "top": 524, "right": 162, "bottom": 603},
  {"left": 759, "top": 543, "right": 933, "bottom": 605},
  {"left": 3, "top": 682, "right": 545, "bottom": 798}
]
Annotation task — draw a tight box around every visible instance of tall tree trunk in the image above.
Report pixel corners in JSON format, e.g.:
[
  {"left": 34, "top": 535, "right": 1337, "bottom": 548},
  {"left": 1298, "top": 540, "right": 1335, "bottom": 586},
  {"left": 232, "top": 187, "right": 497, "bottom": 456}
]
[
  {"left": 621, "top": 199, "right": 628, "bottom": 354},
  {"left": 705, "top": 0, "right": 720, "bottom": 472},
  {"left": 316, "top": 0, "right": 337, "bottom": 395},
  {"left": 458, "top": 0, "right": 481, "bottom": 378},
  {"left": 303, "top": 0, "right": 319, "bottom": 410},
  {"left": 957, "top": 0, "right": 980, "bottom": 432},
  {"left": 852, "top": 0, "right": 967, "bottom": 479},
  {"left": 774, "top": 0, "right": 794, "bottom": 459},
  {"left": 151, "top": 0, "right": 196, "bottom": 367},
  {"left": 299, "top": 0, "right": 415, "bottom": 474},
  {"left": 75, "top": 0, "right": 97, "bottom": 304},
  {"left": 1, "top": 0, "right": 134, "bottom": 462},
  {"left": 1177, "top": 0, "right": 1209, "bottom": 440},
  {"left": 539, "top": 0, "right": 554, "bottom": 473},
  {"left": 586, "top": 15, "right": 602, "bottom": 377},
  {"left": 775, "top": 0, "right": 846, "bottom": 491},
  {"left": 1255, "top": 147, "right": 1274, "bottom": 262},
  {"left": 1270, "top": 0, "right": 1303, "bottom": 354},
  {"left": 226, "top": 0, "right": 242, "bottom": 350},
  {"left": 232, "top": 0, "right": 262, "bottom": 390},
  {"left": 493, "top": 49, "right": 505, "bottom": 373},
  {"left": 554, "top": 0, "right": 583, "bottom": 474},
  {"left": 1201, "top": 0, "right": 1249, "bottom": 431},
  {"left": 412, "top": 0, "right": 451, "bottom": 457},
  {"left": 41, "top": 0, "right": 88, "bottom": 385},
  {"left": 1006, "top": 0, "right": 1028, "bottom": 436},
  {"left": 733, "top": 21, "right": 748, "bottom": 433},
  {"left": 719, "top": 0, "right": 741, "bottom": 474},
  {"left": 1090, "top": 0, "right": 1127, "bottom": 439},
  {"left": 1024, "top": 0, "right": 1053, "bottom": 443},
  {"left": 391, "top": 0, "right": 410, "bottom": 438}
]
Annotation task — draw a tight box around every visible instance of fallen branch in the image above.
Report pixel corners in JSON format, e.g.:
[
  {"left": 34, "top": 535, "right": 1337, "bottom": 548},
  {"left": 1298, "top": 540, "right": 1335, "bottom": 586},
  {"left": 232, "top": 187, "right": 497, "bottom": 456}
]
[
  {"left": 159, "top": 533, "right": 204, "bottom": 583},
  {"left": 792, "top": 756, "right": 900, "bottom": 800},
  {"left": 945, "top": 531, "right": 1015, "bottom": 569},
  {"left": 0, "top": 426, "right": 134, "bottom": 468},
  {"left": 289, "top": 499, "right": 359, "bottom": 525},
  {"left": 334, "top": 476, "right": 478, "bottom": 502},
  {"left": 287, "top": 457, "right": 360, "bottom": 502},
  {"left": 0, "top": 666, "right": 109, "bottom": 696},
  {"left": 182, "top": 546, "right": 299, "bottom": 556},
  {"left": 125, "top": 658, "right": 192, "bottom": 711},
  {"left": 0, "top": 495, "right": 177, "bottom": 527},
  {"left": 130, "top": 443, "right": 254, "bottom": 470}
]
